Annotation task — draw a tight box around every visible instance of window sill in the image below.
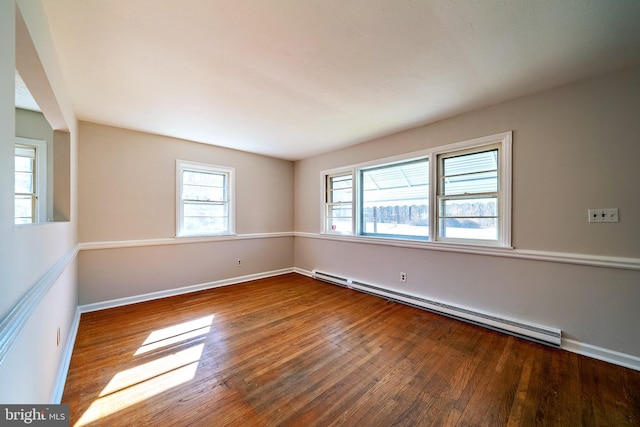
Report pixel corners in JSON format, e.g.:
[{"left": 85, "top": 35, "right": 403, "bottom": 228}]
[{"left": 314, "top": 231, "right": 514, "bottom": 253}]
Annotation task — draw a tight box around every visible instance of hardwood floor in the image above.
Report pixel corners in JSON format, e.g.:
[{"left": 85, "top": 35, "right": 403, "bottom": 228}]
[{"left": 62, "top": 273, "right": 640, "bottom": 426}]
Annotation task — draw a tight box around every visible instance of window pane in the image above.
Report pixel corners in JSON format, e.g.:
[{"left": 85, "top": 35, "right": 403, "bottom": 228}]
[
  {"left": 15, "top": 195, "right": 33, "bottom": 223},
  {"left": 330, "top": 187, "right": 351, "bottom": 203},
  {"left": 443, "top": 149, "right": 498, "bottom": 176},
  {"left": 443, "top": 171, "right": 497, "bottom": 195},
  {"left": 326, "top": 204, "right": 352, "bottom": 233},
  {"left": 442, "top": 149, "right": 498, "bottom": 196},
  {"left": 182, "top": 184, "right": 225, "bottom": 201},
  {"left": 439, "top": 217, "right": 498, "bottom": 240},
  {"left": 15, "top": 171, "right": 34, "bottom": 193},
  {"left": 328, "top": 175, "right": 352, "bottom": 203},
  {"left": 330, "top": 175, "right": 352, "bottom": 190},
  {"left": 183, "top": 202, "right": 228, "bottom": 235},
  {"left": 184, "top": 201, "right": 227, "bottom": 218},
  {"left": 439, "top": 197, "right": 498, "bottom": 240},
  {"left": 182, "top": 170, "right": 226, "bottom": 201},
  {"left": 15, "top": 156, "right": 33, "bottom": 172},
  {"left": 439, "top": 197, "right": 498, "bottom": 218},
  {"left": 183, "top": 170, "right": 225, "bottom": 187},
  {"left": 361, "top": 159, "right": 429, "bottom": 238},
  {"left": 183, "top": 216, "right": 228, "bottom": 235},
  {"left": 362, "top": 205, "right": 429, "bottom": 237}
]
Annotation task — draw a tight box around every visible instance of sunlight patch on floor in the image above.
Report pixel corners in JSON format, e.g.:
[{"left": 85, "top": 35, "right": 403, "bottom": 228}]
[
  {"left": 135, "top": 315, "right": 214, "bottom": 355},
  {"left": 74, "top": 315, "right": 215, "bottom": 427}
]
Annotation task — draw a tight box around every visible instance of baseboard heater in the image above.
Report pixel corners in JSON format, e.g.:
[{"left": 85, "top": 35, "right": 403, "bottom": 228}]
[{"left": 312, "top": 270, "right": 561, "bottom": 347}]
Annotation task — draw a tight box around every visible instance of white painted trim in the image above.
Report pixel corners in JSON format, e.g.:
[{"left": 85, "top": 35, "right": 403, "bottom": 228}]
[
  {"left": 500, "top": 132, "right": 513, "bottom": 248},
  {"left": 78, "top": 231, "right": 640, "bottom": 271},
  {"left": 562, "top": 338, "right": 640, "bottom": 372},
  {"left": 0, "top": 245, "right": 78, "bottom": 364},
  {"left": 176, "top": 159, "right": 236, "bottom": 237},
  {"left": 78, "top": 232, "right": 294, "bottom": 251},
  {"left": 79, "top": 268, "right": 294, "bottom": 313},
  {"left": 293, "top": 267, "right": 313, "bottom": 277},
  {"left": 295, "top": 232, "right": 640, "bottom": 271},
  {"left": 50, "top": 308, "right": 81, "bottom": 403},
  {"left": 15, "top": 137, "right": 48, "bottom": 223}
]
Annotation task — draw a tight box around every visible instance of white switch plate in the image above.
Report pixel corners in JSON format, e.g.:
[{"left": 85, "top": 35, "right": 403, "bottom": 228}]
[{"left": 588, "top": 208, "right": 619, "bottom": 223}]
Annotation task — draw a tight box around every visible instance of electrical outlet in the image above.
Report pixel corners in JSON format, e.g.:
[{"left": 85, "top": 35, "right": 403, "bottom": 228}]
[
  {"left": 237, "top": 259, "right": 242, "bottom": 267},
  {"left": 400, "top": 272, "right": 407, "bottom": 282}
]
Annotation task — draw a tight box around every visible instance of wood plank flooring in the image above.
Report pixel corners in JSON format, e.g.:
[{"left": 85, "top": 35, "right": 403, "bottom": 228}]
[{"left": 62, "top": 273, "right": 640, "bottom": 426}]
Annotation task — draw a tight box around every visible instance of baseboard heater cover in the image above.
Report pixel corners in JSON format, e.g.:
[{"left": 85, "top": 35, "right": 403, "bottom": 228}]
[{"left": 312, "top": 270, "right": 561, "bottom": 347}]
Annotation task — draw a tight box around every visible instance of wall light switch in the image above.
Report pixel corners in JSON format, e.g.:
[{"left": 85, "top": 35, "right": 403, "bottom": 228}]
[
  {"left": 602, "top": 208, "right": 619, "bottom": 223},
  {"left": 588, "top": 209, "right": 602, "bottom": 222},
  {"left": 588, "top": 208, "right": 618, "bottom": 223}
]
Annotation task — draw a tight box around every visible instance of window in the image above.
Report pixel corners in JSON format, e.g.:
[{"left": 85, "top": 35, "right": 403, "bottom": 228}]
[
  {"left": 15, "top": 138, "right": 47, "bottom": 224},
  {"left": 360, "top": 158, "right": 429, "bottom": 239},
  {"left": 322, "top": 131, "right": 512, "bottom": 247},
  {"left": 177, "top": 160, "right": 234, "bottom": 237},
  {"left": 437, "top": 146, "right": 500, "bottom": 242},
  {"left": 325, "top": 172, "right": 354, "bottom": 234}
]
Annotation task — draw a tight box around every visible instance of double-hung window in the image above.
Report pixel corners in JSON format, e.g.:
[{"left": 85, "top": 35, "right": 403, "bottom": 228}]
[
  {"left": 325, "top": 173, "right": 354, "bottom": 234},
  {"left": 322, "top": 131, "right": 512, "bottom": 247},
  {"left": 15, "top": 138, "right": 47, "bottom": 224},
  {"left": 177, "top": 160, "right": 234, "bottom": 237},
  {"left": 437, "top": 145, "right": 501, "bottom": 242}
]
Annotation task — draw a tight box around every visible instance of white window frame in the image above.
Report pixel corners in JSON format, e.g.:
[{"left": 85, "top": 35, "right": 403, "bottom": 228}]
[
  {"left": 324, "top": 171, "right": 356, "bottom": 235},
  {"left": 15, "top": 137, "right": 47, "bottom": 224},
  {"left": 176, "top": 160, "right": 235, "bottom": 237},
  {"left": 321, "top": 131, "right": 512, "bottom": 248}
]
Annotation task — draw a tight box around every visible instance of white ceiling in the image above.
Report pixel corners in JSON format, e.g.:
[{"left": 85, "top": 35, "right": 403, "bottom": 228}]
[{"left": 41, "top": 0, "right": 640, "bottom": 160}]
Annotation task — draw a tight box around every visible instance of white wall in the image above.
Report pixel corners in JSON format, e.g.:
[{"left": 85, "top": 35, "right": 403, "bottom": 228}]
[
  {"left": 294, "top": 66, "right": 640, "bottom": 363},
  {"left": 78, "top": 122, "right": 293, "bottom": 242},
  {"left": 0, "top": 0, "right": 78, "bottom": 403},
  {"left": 77, "top": 122, "right": 294, "bottom": 305}
]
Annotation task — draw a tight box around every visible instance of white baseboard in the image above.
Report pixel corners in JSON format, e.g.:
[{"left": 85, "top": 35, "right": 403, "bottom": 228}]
[
  {"left": 562, "top": 338, "right": 640, "bottom": 371},
  {"left": 79, "top": 268, "right": 294, "bottom": 313},
  {"left": 293, "top": 267, "right": 313, "bottom": 277},
  {"left": 50, "top": 308, "right": 81, "bottom": 403}
]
